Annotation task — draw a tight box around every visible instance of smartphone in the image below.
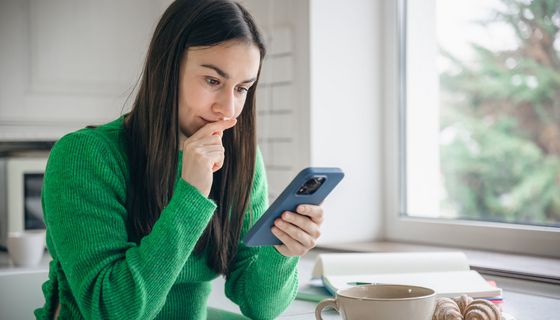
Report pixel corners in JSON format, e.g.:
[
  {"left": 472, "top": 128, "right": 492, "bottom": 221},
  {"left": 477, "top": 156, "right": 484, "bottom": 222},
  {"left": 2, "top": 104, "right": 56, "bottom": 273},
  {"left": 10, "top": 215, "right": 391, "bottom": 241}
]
[{"left": 243, "top": 167, "right": 344, "bottom": 247}]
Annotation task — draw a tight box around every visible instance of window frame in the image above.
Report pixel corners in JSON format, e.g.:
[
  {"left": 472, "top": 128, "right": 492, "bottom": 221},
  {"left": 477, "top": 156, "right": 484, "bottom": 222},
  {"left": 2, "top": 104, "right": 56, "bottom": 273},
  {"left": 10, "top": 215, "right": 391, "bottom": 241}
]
[{"left": 382, "top": 0, "right": 560, "bottom": 258}]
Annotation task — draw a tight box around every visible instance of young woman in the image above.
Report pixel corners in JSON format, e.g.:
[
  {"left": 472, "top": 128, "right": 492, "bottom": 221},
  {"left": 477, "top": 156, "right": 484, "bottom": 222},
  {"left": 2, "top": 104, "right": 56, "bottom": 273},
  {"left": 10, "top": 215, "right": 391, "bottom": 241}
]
[{"left": 34, "top": 0, "right": 323, "bottom": 319}]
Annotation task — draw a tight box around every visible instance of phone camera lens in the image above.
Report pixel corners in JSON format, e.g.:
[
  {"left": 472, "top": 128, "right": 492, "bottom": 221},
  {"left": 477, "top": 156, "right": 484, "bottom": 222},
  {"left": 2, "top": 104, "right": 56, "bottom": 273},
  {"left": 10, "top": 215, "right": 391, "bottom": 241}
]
[{"left": 297, "top": 176, "right": 326, "bottom": 195}]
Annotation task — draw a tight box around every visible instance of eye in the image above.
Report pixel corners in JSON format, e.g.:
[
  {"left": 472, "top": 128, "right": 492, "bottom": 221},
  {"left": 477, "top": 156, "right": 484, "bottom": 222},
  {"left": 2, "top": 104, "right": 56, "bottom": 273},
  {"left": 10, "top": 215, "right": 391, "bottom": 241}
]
[
  {"left": 205, "top": 77, "right": 220, "bottom": 86},
  {"left": 236, "top": 86, "right": 249, "bottom": 94}
]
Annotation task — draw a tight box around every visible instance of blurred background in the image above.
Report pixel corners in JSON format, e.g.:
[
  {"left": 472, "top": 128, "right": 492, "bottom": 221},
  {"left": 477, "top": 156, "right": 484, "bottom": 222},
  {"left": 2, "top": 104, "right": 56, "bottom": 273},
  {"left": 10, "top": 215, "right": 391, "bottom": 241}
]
[
  {"left": 0, "top": 0, "right": 559, "bottom": 318},
  {"left": 0, "top": 0, "right": 558, "bottom": 255}
]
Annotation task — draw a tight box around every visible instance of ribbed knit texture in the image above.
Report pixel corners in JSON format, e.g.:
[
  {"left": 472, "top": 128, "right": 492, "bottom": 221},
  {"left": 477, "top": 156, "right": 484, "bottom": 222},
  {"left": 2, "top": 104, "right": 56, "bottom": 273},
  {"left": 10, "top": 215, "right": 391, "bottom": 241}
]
[{"left": 34, "top": 116, "right": 299, "bottom": 320}]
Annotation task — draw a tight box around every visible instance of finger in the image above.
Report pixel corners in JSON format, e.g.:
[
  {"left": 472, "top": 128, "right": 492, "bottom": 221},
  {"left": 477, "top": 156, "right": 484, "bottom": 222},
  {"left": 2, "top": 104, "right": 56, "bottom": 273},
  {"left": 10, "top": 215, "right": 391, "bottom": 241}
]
[
  {"left": 281, "top": 212, "right": 321, "bottom": 239},
  {"left": 209, "top": 152, "right": 225, "bottom": 172},
  {"left": 190, "top": 118, "right": 237, "bottom": 140},
  {"left": 183, "top": 146, "right": 225, "bottom": 170},
  {"left": 200, "top": 149, "right": 225, "bottom": 171},
  {"left": 274, "top": 218, "right": 317, "bottom": 249},
  {"left": 185, "top": 144, "right": 225, "bottom": 157},
  {"left": 271, "top": 226, "right": 308, "bottom": 256},
  {"left": 193, "top": 134, "right": 223, "bottom": 147},
  {"left": 274, "top": 244, "right": 290, "bottom": 256},
  {"left": 296, "top": 205, "right": 324, "bottom": 225},
  {"left": 197, "top": 145, "right": 225, "bottom": 154}
]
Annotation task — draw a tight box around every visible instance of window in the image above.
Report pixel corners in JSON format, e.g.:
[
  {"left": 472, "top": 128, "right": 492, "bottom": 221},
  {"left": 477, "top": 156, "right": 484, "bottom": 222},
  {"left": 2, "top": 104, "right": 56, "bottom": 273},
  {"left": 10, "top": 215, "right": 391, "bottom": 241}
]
[{"left": 384, "top": 0, "right": 560, "bottom": 257}]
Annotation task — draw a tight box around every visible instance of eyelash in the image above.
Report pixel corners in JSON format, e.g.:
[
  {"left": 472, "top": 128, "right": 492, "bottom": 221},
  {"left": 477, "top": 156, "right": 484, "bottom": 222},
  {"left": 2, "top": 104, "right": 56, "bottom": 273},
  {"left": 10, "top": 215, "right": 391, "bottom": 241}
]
[
  {"left": 205, "top": 77, "right": 249, "bottom": 94},
  {"left": 237, "top": 86, "right": 249, "bottom": 94},
  {"left": 206, "top": 78, "right": 220, "bottom": 86}
]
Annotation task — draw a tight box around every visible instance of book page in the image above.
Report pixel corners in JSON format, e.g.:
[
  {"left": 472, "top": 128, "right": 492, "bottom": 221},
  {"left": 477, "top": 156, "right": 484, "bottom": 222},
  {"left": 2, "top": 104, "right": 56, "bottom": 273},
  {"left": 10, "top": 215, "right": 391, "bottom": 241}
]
[
  {"left": 312, "top": 252, "right": 470, "bottom": 278},
  {"left": 323, "top": 270, "right": 502, "bottom": 298}
]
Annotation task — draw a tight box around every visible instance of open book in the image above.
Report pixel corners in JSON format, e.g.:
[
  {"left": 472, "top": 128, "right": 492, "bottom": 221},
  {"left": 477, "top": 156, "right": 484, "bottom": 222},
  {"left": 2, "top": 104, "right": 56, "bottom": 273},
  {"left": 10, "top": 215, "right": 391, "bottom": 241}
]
[{"left": 311, "top": 252, "right": 502, "bottom": 299}]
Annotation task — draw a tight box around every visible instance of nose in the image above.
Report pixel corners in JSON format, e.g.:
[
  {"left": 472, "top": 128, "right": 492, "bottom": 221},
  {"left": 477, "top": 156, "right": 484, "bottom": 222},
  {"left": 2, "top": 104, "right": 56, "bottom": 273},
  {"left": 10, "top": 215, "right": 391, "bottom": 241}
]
[{"left": 213, "top": 88, "right": 236, "bottom": 119}]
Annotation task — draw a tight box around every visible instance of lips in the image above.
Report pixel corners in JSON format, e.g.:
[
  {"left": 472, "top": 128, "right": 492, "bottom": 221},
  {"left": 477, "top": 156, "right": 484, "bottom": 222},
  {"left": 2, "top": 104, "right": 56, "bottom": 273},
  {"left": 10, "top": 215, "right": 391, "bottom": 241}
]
[{"left": 201, "top": 117, "right": 231, "bottom": 123}]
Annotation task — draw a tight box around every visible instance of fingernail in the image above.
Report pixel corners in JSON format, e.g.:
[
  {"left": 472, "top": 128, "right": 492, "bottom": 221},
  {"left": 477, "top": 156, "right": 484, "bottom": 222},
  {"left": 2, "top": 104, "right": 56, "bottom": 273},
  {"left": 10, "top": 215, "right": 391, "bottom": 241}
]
[{"left": 284, "top": 213, "right": 291, "bottom": 221}]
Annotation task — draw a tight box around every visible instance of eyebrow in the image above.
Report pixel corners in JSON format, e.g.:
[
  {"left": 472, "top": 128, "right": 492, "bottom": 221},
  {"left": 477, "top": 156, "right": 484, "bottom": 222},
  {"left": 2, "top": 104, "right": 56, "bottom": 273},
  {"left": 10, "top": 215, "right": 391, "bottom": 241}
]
[{"left": 200, "top": 64, "right": 257, "bottom": 84}]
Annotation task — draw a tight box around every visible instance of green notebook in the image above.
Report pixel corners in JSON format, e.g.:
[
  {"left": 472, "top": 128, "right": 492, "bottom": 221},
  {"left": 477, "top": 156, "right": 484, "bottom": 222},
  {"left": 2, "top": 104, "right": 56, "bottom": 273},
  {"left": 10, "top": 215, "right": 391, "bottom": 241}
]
[
  {"left": 207, "top": 307, "right": 250, "bottom": 320},
  {"left": 296, "top": 279, "right": 332, "bottom": 302}
]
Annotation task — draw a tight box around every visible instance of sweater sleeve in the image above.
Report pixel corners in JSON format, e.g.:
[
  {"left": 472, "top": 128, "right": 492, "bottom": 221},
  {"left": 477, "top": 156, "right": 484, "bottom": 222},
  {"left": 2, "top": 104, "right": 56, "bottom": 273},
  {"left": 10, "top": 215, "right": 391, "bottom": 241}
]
[
  {"left": 43, "top": 131, "right": 217, "bottom": 320},
  {"left": 224, "top": 149, "right": 299, "bottom": 320}
]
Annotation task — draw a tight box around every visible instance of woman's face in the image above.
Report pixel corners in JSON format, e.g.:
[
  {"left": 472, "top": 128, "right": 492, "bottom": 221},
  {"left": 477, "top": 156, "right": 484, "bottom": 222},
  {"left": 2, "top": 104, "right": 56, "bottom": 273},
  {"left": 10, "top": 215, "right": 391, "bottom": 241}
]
[{"left": 178, "top": 40, "right": 261, "bottom": 142}]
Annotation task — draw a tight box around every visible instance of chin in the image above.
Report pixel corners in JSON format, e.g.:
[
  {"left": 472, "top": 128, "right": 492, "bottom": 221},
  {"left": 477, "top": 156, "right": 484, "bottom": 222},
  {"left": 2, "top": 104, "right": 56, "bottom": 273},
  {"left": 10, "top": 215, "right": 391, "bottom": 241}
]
[{"left": 178, "top": 124, "right": 194, "bottom": 139}]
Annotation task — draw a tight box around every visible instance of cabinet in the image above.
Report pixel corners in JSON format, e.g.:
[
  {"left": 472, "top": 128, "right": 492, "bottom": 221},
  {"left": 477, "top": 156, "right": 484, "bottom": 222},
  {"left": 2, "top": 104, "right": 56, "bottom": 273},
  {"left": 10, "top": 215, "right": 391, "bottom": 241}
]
[{"left": 0, "top": 0, "right": 172, "bottom": 141}]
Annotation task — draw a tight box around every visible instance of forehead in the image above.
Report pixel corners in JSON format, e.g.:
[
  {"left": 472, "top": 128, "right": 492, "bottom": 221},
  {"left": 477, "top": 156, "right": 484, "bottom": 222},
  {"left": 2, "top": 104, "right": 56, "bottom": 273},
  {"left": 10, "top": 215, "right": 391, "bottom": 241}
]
[{"left": 183, "top": 40, "right": 261, "bottom": 79}]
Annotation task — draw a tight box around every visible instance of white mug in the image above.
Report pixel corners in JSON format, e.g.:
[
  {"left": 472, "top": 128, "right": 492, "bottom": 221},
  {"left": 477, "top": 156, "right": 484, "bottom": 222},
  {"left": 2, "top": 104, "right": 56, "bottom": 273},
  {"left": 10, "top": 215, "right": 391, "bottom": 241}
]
[
  {"left": 7, "top": 230, "right": 46, "bottom": 267},
  {"left": 315, "top": 284, "right": 436, "bottom": 320}
]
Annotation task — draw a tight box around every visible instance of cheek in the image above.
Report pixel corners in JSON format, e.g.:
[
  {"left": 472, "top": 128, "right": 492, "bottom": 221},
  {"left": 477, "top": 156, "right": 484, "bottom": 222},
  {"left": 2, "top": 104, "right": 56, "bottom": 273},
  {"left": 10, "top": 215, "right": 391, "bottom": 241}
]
[
  {"left": 234, "top": 97, "right": 248, "bottom": 118},
  {"left": 177, "top": 105, "right": 192, "bottom": 137},
  {"left": 181, "top": 83, "right": 212, "bottom": 112},
  {"left": 179, "top": 86, "right": 215, "bottom": 125},
  {"left": 178, "top": 84, "right": 210, "bottom": 136},
  {"left": 234, "top": 106, "right": 243, "bottom": 118},
  {"left": 177, "top": 95, "right": 192, "bottom": 130}
]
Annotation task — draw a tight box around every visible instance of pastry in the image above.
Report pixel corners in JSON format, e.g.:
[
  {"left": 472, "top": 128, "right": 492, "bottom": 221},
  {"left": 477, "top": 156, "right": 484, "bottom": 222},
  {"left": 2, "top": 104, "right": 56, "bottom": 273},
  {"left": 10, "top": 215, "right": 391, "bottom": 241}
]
[
  {"left": 453, "top": 294, "right": 474, "bottom": 315},
  {"left": 432, "top": 297, "right": 463, "bottom": 320},
  {"left": 463, "top": 299, "right": 501, "bottom": 320}
]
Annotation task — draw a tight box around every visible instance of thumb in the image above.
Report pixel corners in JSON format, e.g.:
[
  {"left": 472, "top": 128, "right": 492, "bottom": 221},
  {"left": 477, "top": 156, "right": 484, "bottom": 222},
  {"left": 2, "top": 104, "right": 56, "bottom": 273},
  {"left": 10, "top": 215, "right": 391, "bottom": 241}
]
[{"left": 194, "top": 118, "right": 237, "bottom": 139}]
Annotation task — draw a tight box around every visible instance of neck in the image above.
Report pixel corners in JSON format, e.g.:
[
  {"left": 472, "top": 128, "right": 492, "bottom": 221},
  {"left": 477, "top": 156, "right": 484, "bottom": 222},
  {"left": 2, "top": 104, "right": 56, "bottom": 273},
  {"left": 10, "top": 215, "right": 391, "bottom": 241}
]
[{"left": 178, "top": 133, "right": 187, "bottom": 150}]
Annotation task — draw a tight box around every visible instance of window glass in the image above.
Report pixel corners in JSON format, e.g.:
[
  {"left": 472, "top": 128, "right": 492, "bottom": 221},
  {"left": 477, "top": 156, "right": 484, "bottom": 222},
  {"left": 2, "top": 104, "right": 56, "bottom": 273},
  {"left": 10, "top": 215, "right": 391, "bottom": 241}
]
[{"left": 405, "top": 0, "right": 560, "bottom": 227}]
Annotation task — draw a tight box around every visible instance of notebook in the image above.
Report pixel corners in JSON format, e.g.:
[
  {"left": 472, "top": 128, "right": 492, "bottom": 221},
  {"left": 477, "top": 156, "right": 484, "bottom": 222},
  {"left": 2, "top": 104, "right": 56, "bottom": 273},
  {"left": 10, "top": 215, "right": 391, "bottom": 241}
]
[{"left": 311, "top": 251, "right": 502, "bottom": 298}]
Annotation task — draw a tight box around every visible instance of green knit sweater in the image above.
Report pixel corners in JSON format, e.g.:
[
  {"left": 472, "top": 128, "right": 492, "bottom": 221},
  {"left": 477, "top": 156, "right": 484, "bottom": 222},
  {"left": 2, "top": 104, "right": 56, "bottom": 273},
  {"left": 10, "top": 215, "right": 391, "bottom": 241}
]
[{"left": 34, "top": 116, "right": 299, "bottom": 320}]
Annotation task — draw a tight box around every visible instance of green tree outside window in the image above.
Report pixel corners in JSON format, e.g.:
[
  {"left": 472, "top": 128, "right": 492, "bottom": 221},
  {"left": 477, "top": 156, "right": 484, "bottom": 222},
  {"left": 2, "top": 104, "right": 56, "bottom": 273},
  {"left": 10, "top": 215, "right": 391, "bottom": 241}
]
[{"left": 439, "top": 0, "right": 560, "bottom": 226}]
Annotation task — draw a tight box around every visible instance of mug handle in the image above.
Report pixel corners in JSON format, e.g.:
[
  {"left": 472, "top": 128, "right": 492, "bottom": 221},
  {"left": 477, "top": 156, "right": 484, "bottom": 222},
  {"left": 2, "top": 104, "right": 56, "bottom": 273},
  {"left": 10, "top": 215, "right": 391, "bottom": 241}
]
[{"left": 314, "top": 298, "right": 338, "bottom": 320}]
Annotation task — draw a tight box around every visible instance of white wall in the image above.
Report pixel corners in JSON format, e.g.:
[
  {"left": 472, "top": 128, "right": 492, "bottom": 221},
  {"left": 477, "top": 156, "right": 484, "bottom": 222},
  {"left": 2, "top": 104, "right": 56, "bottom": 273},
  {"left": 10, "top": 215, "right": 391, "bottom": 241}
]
[
  {"left": 244, "top": 0, "right": 384, "bottom": 243},
  {"left": 0, "top": 0, "right": 171, "bottom": 141},
  {"left": 309, "top": 0, "right": 383, "bottom": 243},
  {"left": 241, "top": 0, "right": 311, "bottom": 200}
]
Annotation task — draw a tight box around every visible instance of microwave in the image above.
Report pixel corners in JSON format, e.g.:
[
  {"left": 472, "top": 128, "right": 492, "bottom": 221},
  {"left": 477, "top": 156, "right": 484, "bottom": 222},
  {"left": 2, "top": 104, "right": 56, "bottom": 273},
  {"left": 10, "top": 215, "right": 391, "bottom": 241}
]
[{"left": 0, "top": 153, "right": 49, "bottom": 249}]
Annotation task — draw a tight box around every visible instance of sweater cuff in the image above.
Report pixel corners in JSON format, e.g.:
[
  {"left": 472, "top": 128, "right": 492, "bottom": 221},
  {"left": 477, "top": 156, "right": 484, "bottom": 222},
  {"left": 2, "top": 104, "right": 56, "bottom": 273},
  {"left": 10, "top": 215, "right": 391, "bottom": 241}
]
[
  {"left": 167, "top": 178, "right": 217, "bottom": 215},
  {"left": 259, "top": 246, "right": 300, "bottom": 268}
]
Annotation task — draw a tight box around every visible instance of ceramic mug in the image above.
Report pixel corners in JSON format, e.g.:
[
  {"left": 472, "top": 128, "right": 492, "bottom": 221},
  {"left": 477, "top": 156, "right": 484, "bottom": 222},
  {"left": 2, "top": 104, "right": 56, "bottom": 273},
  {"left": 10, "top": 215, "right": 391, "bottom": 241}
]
[
  {"left": 315, "top": 284, "right": 436, "bottom": 320},
  {"left": 7, "top": 230, "right": 46, "bottom": 267}
]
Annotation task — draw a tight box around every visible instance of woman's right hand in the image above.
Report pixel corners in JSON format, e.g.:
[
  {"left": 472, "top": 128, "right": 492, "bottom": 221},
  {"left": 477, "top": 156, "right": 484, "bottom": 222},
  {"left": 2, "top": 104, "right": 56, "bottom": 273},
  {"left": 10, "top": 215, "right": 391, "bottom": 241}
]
[{"left": 181, "top": 118, "right": 237, "bottom": 197}]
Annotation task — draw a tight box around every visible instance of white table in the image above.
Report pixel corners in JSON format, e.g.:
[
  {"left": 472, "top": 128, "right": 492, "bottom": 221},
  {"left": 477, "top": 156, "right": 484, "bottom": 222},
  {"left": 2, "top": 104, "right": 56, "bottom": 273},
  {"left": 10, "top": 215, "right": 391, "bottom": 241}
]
[
  {"left": 1, "top": 249, "right": 559, "bottom": 319},
  {"left": 207, "top": 249, "right": 560, "bottom": 320}
]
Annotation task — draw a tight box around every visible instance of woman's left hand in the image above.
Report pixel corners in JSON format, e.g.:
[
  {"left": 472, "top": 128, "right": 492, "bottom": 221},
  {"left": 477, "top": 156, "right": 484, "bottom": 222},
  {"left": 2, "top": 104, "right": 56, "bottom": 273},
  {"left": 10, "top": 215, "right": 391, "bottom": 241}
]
[{"left": 272, "top": 204, "right": 323, "bottom": 257}]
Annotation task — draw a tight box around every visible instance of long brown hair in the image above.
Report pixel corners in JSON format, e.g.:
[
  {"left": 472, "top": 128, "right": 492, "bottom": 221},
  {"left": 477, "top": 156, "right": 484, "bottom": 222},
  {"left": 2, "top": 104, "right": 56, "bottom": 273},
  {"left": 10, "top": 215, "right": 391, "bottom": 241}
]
[{"left": 124, "top": 0, "right": 266, "bottom": 275}]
